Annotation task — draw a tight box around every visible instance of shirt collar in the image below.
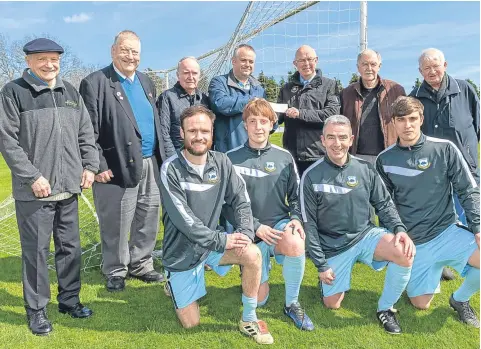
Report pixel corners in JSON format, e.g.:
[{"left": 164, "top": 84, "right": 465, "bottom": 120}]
[
  {"left": 113, "top": 63, "right": 136, "bottom": 82},
  {"left": 300, "top": 74, "right": 315, "bottom": 86},
  {"left": 28, "top": 69, "right": 50, "bottom": 86},
  {"left": 233, "top": 74, "right": 250, "bottom": 89}
]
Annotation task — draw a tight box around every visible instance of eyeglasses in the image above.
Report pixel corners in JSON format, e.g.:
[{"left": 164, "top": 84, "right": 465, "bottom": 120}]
[
  {"left": 118, "top": 48, "right": 140, "bottom": 57},
  {"left": 295, "top": 57, "right": 317, "bottom": 64}
]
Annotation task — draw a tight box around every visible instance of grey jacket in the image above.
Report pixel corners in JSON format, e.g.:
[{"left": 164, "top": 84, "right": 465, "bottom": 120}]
[
  {"left": 157, "top": 82, "right": 209, "bottom": 158},
  {"left": 160, "top": 150, "right": 254, "bottom": 272},
  {"left": 300, "top": 154, "right": 406, "bottom": 272},
  {"left": 223, "top": 141, "right": 301, "bottom": 242},
  {"left": 376, "top": 133, "right": 480, "bottom": 244},
  {"left": 0, "top": 70, "right": 99, "bottom": 201}
]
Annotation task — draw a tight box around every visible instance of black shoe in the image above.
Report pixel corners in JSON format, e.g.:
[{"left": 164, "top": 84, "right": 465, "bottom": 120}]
[
  {"left": 129, "top": 270, "right": 164, "bottom": 283},
  {"left": 26, "top": 308, "right": 52, "bottom": 336},
  {"left": 377, "top": 309, "right": 402, "bottom": 335},
  {"left": 59, "top": 303, "right": 93, "bottom": 318},
  {"left": 441, "top": 267, "right": 455, "bottom": 281},
  {"left": 449, "top": 294, "right": 480, "bottom": 328},
  {"left": 106, "top": 276, "right": 125, "bottom": 292}
]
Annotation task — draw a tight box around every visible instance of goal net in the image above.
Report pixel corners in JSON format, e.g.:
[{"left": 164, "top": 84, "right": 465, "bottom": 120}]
[{"left": 153, "top": 1, "right": 364, "bottom": 99}]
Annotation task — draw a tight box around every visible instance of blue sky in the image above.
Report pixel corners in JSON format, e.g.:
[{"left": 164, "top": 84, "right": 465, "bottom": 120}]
[{"left": 0, "top": 1, "right": 479, "bottom": 91}]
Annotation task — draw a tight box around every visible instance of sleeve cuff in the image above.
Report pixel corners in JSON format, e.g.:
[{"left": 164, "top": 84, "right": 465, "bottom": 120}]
[{"left": 392, "top": 225, "right": 407, "bottom": 234}]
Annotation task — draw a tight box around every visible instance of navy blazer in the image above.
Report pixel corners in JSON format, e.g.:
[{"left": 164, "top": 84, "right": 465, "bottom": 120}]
[{"left": 79, "top": 64, "right": 165, "bottom": 188}]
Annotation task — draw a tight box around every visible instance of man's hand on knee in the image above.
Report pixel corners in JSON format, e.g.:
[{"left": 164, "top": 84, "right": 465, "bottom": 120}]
[
  {"left": 225, "top": 232, "right": 251, "bottom": 250},
  {"left": 256, "top": 224, "right": 283, "bottom": 245},
  {"left": 285, "top": 219, "right": 305, "bottom": 240},
  {"left": 394, "top": 232, "right": 416, "bottom": 260}
]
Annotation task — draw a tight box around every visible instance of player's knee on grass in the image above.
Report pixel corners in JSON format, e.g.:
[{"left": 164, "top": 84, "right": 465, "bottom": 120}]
[
  {"left": 176, "top": 302, "right": 201, "bottom": 328},
  {"left": 240, "top": 243, "right": 262, "bottom": 268},
  {"left": 323, "top": 293, "right": 344, "bottom": 309},
  {"left": 410, "top": 295, "right": 433, "bottom": 310},
  {"left": 276, "top": 231, "right": 305, "bottom": 257}
]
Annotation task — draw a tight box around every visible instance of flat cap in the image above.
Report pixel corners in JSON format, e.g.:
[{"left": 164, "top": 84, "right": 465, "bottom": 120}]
[{"left": 23, "top": 38, "right": 64, "bottom": 55}]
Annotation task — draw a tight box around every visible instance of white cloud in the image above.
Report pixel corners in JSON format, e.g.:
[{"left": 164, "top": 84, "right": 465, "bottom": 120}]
[{"left": 63, "top": 13, "right": 92, "bottom": 24}]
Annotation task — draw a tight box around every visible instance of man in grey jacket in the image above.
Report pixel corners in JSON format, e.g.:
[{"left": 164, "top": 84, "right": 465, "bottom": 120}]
[
  {"left": 157, "top": 57, "right": 209, "bottom": 158},
  {"left": 376, "top": 96, "right": 480, "bottom": 328},
  {"left": 0, "top": 38, "right": 99, "bottom": 335},
  {"left": 160, "top": 105, "right": 274, "bottom": 345},
  {"left": 300, "top": 115, "right": 415, "bottom": 334}
]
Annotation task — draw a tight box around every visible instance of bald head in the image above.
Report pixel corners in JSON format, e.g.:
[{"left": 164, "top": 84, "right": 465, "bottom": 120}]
[
  {"left": 294, "top": 45, "right": 318, "bottom": 80},
  {"left": 177, "top": 56, "right": 201, "bottom": 94}
]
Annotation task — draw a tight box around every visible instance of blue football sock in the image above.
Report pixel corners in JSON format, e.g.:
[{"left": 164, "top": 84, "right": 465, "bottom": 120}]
[
  {"left": 283, "top": 253, "right": 305, "bottom": 307},
  {"left": 453, "top": 266, "right": 480, "bottom": 302},
  {"left": 242, "top": 293, "right": 258, "bottom": 322},
  {"left": 378, "top": 262, "right": 411, "bottom": 311}
]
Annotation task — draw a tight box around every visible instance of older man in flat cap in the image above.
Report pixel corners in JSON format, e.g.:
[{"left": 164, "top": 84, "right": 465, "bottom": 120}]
[{"left": 0, "top": 38, "right": 99, "bottom": 335}]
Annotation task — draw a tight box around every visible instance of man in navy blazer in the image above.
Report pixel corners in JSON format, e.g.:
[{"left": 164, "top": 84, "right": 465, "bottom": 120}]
[{"left": 80, "top": 30, "right": 165, "bottom": 292}]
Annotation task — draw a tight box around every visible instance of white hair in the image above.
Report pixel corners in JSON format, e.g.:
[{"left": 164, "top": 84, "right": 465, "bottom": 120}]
[
  {"left": 113, "top": 30, "right": 141, "bottom": 50},
  {"left": 176, "top": 56, "right": 199, "bottom": 73},
  {"left": 323, "top": 115, "right": 352, "bottom": 135},
  {"left": 357, "top": 49, "right": 382, "bottom": 65},
  {"left": 418, "top": 48, "right": 445, "bottom": 67}
]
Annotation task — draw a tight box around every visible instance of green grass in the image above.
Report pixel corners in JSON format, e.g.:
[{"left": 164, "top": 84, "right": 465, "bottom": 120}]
[{"left": 0, "top": 135, "right": 479, "bottom": 349}]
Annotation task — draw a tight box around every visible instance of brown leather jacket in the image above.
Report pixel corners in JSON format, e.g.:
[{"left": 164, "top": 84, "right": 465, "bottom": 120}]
[{"left": 340, "top": 76, "right": 405, "bottom": 155}]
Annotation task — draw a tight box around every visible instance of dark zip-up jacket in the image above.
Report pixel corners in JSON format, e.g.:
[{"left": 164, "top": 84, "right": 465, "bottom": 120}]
[
  {"left": 300, "top": 154, "right": 406, "bottom": 272},
  {"left": 157, "top": 82, "right": 209, "bottom": 158},
  {"left": 340, "top": 76, "right": 406, "bottom": 154},
  {"left": 0, "top": 70, "right": 99, "bottom": 201},
  {"left": 277, "top": 70, "right": 340, "bottom": 162},
  {"left": 409, "top": 74, "right": 480, "bottom": 181},
  {"left": 223, "top": 141, "right": 301, "bottom": 242},
  {"left": 160, "top": 150, "right": 254, "bottom": 272},
  {"left": 208, "top": 70, "right": 266, "bottom": 152},
  {"left": 376, "top": 133, "right": 480, "bottom": 244}
]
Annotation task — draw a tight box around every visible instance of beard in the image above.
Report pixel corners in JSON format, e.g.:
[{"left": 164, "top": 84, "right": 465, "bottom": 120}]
[{"left": 184, "top": 139, "right": 212, "bottom": 156}]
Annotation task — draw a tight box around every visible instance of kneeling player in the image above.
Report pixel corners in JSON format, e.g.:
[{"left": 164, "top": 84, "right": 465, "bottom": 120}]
[
  {"left": 224, "top": 98, "right": 314, "bottom": 331},
  {"left": 376, "top": 96, "right": 480, "bottom": 328},
  {"left": 300, "top": 115, "right": 415, "bottom": 334},
  {"left": 160, "top": 106, "right": 274, "bottom": 344}
]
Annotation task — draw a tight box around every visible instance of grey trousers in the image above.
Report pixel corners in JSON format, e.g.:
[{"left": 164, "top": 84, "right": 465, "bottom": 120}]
[
  {"left": 16, "top": 195, "right": 81, "bottom": 311},
  {"left": 93, "top": 157, "right": 161, "bottom": 278}
]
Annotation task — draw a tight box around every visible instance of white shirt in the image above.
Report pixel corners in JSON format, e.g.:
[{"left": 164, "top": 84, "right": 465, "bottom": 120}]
[
  {"left": 182, "top": 152, "right": 206, "bottom": 178},
  {"left": 113, "top": 63, "right": 136, "bottom": 82}
]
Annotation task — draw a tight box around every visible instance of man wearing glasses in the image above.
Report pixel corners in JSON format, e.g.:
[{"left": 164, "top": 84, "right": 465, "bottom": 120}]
[
  {"left": 80, "top": 30, "right": 166, "bottom": 292},
  {"left": 277, "top": 45, "right": 340, "bottom": 176}
]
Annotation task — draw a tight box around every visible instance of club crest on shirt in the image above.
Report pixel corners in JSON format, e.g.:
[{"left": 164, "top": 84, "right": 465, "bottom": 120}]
[
  {"left": 346, "top": 176, "right": 359, "bottom": 187},
  {"left": 207, "top": 170, "right": 219, "bottom": 183},
  {"left": 417, "top": 158, "right": 431, "bottom": 170},
  {"left": 291, "top": 85, "right": 299, "bottom": 93},
  {"left": 265, "top": 162, "right": 276, "bottom": 173}
]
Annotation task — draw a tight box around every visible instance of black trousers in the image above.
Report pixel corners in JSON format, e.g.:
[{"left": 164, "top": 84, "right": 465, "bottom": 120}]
[{"left": 15, "top": 195, "right": 81, "bottom": 311}]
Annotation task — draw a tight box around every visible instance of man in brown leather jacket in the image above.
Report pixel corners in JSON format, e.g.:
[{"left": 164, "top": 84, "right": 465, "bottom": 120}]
[{"left": 340, "top": 49, "right": 405, "bottom": 163}]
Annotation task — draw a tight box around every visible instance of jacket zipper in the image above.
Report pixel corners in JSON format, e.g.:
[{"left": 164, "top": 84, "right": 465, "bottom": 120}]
[{"left": 51, "top": 90, "right": 63, "bottom": 190}]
